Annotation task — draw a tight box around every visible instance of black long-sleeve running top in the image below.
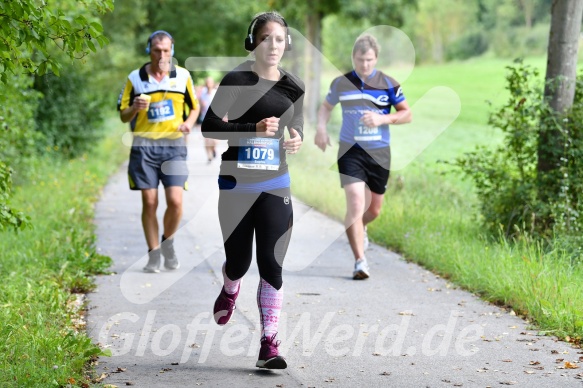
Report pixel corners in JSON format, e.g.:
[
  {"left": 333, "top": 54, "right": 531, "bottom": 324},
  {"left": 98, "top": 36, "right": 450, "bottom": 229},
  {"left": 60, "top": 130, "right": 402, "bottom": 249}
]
[{"left": 201, "top": 61, "right": 304, "bottom": 185}]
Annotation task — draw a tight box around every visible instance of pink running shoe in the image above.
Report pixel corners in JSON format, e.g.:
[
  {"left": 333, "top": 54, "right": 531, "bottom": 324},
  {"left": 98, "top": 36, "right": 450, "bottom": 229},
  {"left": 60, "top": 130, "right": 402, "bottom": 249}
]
[
  {"left": 256, "top": 333, "right": 287, "bottom": 369},
  {"left": 213, "top": 285, "right": 239, "bottom": 325}
]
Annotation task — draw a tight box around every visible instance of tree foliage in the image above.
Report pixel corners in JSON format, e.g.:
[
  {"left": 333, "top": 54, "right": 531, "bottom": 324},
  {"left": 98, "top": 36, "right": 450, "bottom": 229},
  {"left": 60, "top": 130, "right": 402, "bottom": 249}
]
[
  {"left": 34, "top": 62, "right": 109, "bottom": 158},
  {"left": 338, "top": 0, "right": 415, "bottom": 26},
  {"left": 0, "top": 0, "right": 113, "bottom": 82},
  {"left": 408, "top": 0, "right": 552, "bottom": 62},
  {"left": 0, "top": 0, "right": 112, "bottom": 231},
  {"left": 144, "top": 0, "right": 257, "bottom": 60}
]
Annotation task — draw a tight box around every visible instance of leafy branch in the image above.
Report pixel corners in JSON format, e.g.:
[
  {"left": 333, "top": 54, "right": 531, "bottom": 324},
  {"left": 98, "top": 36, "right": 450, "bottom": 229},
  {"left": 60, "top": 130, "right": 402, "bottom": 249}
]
[{"left": 0, "top": 0, "right": 112, "bottom": 82}]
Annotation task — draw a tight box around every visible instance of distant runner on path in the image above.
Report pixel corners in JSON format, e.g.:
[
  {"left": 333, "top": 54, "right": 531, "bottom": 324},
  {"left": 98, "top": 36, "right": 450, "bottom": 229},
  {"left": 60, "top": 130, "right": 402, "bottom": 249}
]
[
  {"left": 118, "top": 30, "right": 199, "bottom": 273},
  {"left": 315, "top": 33, "right": 412, "bottom": 280}
]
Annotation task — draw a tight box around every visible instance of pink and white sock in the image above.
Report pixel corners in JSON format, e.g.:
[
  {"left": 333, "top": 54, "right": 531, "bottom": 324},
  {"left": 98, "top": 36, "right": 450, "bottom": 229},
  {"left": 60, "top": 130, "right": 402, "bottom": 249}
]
[
  {"left": 222, "top": 262, "right": 241, "bottom": 295},
  {"left": 257, "top": 278, "right": 283, "bottom": 338}
]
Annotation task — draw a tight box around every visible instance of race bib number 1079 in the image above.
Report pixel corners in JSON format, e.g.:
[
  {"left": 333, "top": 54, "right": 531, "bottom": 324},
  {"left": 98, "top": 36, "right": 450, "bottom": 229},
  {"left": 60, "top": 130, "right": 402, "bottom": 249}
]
[{"left": 237, "top": 137, "right": 280, "bottom": 170}]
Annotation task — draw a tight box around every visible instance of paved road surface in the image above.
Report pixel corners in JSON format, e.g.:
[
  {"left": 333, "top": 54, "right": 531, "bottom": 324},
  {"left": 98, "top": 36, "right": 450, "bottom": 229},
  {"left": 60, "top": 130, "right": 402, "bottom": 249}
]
[{"left": 87, "top": 132, "right": 582, "bottom": 387}]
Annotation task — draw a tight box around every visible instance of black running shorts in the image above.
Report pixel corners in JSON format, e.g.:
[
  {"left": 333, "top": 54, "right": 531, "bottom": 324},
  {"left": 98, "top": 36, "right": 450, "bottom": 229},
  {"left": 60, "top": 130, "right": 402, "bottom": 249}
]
[{"left": 337, "top": 142, "right": 391, "bottom": 195}]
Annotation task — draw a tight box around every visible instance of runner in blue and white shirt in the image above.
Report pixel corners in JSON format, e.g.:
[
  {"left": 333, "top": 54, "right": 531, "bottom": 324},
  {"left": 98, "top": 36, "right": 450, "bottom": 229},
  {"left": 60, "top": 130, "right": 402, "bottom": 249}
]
[{"left": 315, "top": 34, "right": 412, "bottom": 280}]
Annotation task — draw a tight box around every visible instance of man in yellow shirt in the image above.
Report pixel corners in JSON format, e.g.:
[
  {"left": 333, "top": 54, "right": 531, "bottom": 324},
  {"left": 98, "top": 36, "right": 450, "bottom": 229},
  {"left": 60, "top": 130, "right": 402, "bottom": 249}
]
[{"left": 118, "top": 30, "right": 199, "bottom": 272}]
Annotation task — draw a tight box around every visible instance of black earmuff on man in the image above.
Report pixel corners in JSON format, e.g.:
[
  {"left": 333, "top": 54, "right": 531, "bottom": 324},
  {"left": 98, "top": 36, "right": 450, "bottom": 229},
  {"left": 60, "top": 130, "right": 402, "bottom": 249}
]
[{"left": 146, "top": 30, "right": 175, "bottom": 56}]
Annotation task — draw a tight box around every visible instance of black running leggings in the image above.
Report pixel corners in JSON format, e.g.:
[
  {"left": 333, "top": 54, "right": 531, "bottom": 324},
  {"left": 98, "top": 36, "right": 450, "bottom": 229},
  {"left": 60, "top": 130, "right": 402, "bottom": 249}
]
[{"left": 218, "top": 187, "right": 293, "bottom": 290}]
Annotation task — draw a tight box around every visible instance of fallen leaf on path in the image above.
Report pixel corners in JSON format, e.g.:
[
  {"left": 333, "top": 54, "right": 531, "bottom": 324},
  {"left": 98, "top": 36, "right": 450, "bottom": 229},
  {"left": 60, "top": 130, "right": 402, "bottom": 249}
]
[
  {"left": 94, "top": 373, "right": 108, "bottom": 382},
  {"left": 564, "top": 361, "right": 579, "bottom": 369}
]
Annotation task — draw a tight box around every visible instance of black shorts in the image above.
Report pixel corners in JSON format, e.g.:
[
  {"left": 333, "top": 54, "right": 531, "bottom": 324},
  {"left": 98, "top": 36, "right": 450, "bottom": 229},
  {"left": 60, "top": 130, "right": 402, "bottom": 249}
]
[
  {"left": 337, "top": 142, "right": 391, "bottom": 194},
  {"left": 128, "top": 136, "right": 188, "bottom": 190}
]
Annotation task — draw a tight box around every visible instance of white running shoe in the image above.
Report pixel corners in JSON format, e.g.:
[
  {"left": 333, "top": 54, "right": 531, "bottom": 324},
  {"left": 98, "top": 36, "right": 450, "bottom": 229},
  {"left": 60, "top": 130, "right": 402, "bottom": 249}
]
[
  {"left": 363, "top": 226, "right": 369, "bottom": 251},
  {"left": 353, "top": 258, "right": 370, "bottom": 280}
]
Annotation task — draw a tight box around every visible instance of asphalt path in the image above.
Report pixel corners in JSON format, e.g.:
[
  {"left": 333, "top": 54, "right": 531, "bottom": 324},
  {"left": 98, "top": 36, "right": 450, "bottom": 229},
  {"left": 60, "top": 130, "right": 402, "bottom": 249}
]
[{"left": 87, "top": 132, "right": 582, "bottom": 387}]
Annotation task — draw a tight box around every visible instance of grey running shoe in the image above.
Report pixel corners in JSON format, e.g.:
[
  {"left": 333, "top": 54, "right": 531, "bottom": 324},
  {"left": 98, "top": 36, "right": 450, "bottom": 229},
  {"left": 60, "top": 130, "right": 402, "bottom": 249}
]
[
  {"left": 161, "top": 238, "right": 180, "bottom": 270},
  {"left": 364, "top": 226, "right": 369, "bottom": 251},
  {"left": 143, "top": 249, "right": 161, "bottom": 273},
  {"left": 353, "top": 258, "right": 370, "bottom": 280}
]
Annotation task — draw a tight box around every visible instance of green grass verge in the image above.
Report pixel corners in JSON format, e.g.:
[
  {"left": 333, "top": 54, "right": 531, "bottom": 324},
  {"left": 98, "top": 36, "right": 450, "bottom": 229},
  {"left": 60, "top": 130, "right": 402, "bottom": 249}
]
[
  {"left": 290, "top": 56, "right": 583, "bottom": 343},
  {"left": 0, "top": 116, "right": 127, "bottom": 387}
]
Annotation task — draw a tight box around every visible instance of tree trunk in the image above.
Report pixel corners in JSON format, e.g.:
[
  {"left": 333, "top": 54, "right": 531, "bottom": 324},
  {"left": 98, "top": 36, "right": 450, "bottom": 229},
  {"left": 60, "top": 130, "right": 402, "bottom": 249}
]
[
  {"left": 537, "top": 0, "right": 583, "bottom": 203},
  {"left": 543, "top": 0, "right": 583, "bottom": 113},
  {"left": 537, "top": 0, "right": 583, "bottom": 173},
  {"left": 304, "top": 10, "right": 323, "bottom": 126},
  {"left": 519, "top": 0, "right": 534, "bottom": 29}
]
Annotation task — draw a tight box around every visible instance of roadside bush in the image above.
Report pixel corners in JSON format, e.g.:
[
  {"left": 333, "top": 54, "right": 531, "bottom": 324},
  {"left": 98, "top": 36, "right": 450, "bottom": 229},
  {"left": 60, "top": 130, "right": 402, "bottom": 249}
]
[
  {"left": 446, "top": 30, "right": 488, "bottom": 60},
  {"left": 452, "top": 60, "right": 583, "bottom": 238},
  {"left": 0, "top": 73, "right": 40, "bottom": 230},
  {"left": 34, "top": 63, "right": 108, "bottom": 158},
  {"left": 0, "top": 73, "right": 41, "bottom": 171},
  {"left": 0, "top": 162, "right": 30, "bottom": 231}
]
